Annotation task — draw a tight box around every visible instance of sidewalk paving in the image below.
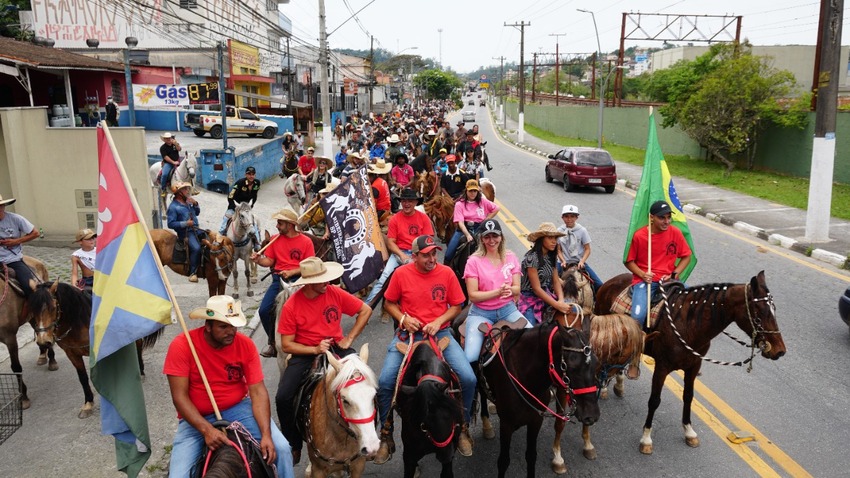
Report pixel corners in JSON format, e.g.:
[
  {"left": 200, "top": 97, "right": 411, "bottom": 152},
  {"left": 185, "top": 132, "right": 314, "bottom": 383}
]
[{"left": 495, "top": 110, "right": 850, "bottom": 270}]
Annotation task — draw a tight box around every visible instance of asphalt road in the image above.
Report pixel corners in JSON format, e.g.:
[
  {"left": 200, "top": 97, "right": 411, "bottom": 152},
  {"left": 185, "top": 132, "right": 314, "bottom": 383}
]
[{"left": 2, "top": 105, "right": 849, "bottom": 477}]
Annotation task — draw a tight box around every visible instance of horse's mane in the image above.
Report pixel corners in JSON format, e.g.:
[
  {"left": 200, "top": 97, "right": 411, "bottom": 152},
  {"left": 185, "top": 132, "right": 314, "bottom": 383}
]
[
  {"left": 666, "top": 282, "right": 738, "bottom": 326},
  {"left": 329, "top": 353, "right": 377, "bottom": 391},
  {"left": 30, "top": 282, "right": 92, "bottom": 331}
]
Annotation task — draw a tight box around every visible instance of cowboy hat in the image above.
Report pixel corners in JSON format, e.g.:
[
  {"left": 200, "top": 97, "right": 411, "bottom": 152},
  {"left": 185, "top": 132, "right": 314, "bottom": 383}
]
[
  {"left": 160, "top": 132, "right": 175, "bottom": 140},
  {"left": 271, "top": 208, "right": 298, "bottom": 224},
  {"left": 369, "top": 159, "right": 392, "bottom": 175},
  {"left": 387, "top": 134, "right": 401, "bottom": 143},
  {"left": 398, "top": 188, "right": 423, "bottom": 204},
  {"left": 527, "top": 222, "right": 566, "bottom": 242},
  {"left": 189, "top": 295, "right": 247, "bottom": 327},
  {"left": 315, "top": 156, "right": 333, "bottom": 168},
  {"left": 283, "top": 131, "right": 293, "bottom": 136},
  {"left": 292, "top": 257, "right": 344, "bottom": 286},
  {"left": 171, "top": 181, "right": 193, "bottom": 193},
  {"left": 0, "top": 194, "right": 16, "bottom": 206},
  {"left": 74, "top": 228, "right": 97, "bottom": 242},
  {"left": 347, "top": 151, "right": 364, "bottom": 162}
]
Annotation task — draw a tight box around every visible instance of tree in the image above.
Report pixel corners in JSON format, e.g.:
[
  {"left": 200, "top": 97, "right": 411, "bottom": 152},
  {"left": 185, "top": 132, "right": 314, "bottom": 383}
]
[
  {"left": 0, "top": 0, "right": 32, "bottom": 40},
  {"left": 413, "top": 69, "right": 463, "bottom": 100},
  {"left": 646, "top": 44, "right": 809, "bottom": 173}
]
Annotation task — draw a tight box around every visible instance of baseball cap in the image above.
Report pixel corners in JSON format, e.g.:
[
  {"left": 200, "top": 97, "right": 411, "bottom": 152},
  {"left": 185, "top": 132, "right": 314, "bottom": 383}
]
[
  {"left": 411, "top": 235, "right": 442, "bottom": 254},
  {"left": 561, "top": 204, "right": 579, "bottom": 216},
  {"left": 478, "top": 219, "right": 502, "bottom": 236},
  {"left": 445, "top": 154, "right": 457, "bottom": 163},
  {"left": 650, "top": 200, "right": 672, "bottom": 216},
  {"left": 245, "top": 166, "right": 256, "bottom": 174},
  {"left": 439, "top": 148, "right": 448, "bottom": 154}
]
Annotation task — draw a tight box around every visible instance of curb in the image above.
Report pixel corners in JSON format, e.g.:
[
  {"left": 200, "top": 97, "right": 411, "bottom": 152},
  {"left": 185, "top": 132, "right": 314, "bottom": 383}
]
[{"left": 492, "top": 118, "right": 850, "bottom": 271}]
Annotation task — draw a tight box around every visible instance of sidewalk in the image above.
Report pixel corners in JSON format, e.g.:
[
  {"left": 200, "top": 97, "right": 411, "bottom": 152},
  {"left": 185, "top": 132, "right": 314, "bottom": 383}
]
[{"left": 495, "top": 110, "right": 850, "bottom": 270}]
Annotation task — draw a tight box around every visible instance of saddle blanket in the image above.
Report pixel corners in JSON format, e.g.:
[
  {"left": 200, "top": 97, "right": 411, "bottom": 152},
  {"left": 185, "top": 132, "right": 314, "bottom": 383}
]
[{"left": 610, "top": 287, "right": 663, "bottom": 326}]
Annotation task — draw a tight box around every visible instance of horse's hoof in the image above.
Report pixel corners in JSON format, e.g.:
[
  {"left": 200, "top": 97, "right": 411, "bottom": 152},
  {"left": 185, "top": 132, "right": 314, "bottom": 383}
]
[
  {"left": 36, "top": 355, "right": 47, "bottom": 366},
  {"left": 251, "top": 278, "right": 258, "bottom": 284},
  {"left": 583, "top": 448, "right": 597, "bottom": 460},
  {"left": 487, "top": 401, "right": 497, "bottom": 415},
  {"left": 639, "top": 443, "right": 653, "bottom": 455},
  {"left": 78, "top": 407, "right": 94, "bottom": 419},
  {"left": 614, "top": 384, "right": 625, "bottom": 397},
  {"left": 21, "top": 398, "right": 31, "bottom": 410},
  {"left": 686, "top": 436, "right": 700, "bottom": 448},
  {"left": 48, "top": 361, "right": 59, "bottom": 372},
  {"left": 482, "top": 417, "right": 495, "bottom": 440},
  {"left": 247, "top": 291, "right": 254, "bottom": 297},
  {"left": 413, "top": 465, "right": 421, "bottom": 478},
  {"left": 600, "top": 388, "right": 609, "bottom": 400},
  {"left": 551, "top": 461, "right": 568, "bottom": 474}
]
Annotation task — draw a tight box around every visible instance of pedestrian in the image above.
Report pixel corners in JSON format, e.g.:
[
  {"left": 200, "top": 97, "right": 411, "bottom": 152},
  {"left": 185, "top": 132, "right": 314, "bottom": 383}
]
[
  {"left": 159, "top": 132, "right": 182, "bottom": 195},
  {"left": 0, "top": 195, "right": 40, "bottom": 298},
  {"left": 624, "top": 200, "right": 692, "bottom": 328},
  {"left": 163, "top": 295, "right": 294, "bottom": 478},
  {"left": 556, "top": 205, "right": 603, "bottom": 291},
  {"left": 295, "top": 131, "right": 305, "bottom": 156},
  {"left": 374, "top": 235, "right": 475, "bottom": 464},
  {"left": 166, "top": 182, "right": 201, "bottom": 283},
  {"left": 251, "top": 208, "right": 315, "bottom": 357},
  {"left": 70, "top": 228, "right": 97, "bottom": 291},
  {"left": 104, "top": 96, "right": 119, "bottom": 127},
  {"left": 444, "top": 179, "right": 499, "bottom": 263},
  {"left": 219, "top": 167, "right": 260, "bottom": 248},
  {"left": 463, "top": 219, "right": 529, "bottom": 364},
  {"left": 275, "top": 257, "right": 371, "bottom": 465},
  {"left": 518, "top": 223, "right": 573, "bottom": 325}
]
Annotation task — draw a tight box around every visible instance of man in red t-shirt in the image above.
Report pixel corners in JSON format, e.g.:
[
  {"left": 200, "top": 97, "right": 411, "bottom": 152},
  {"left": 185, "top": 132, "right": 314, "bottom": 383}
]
[
  {"left": 251, "top": 208, "right": 315, "bottom": 357},
  {"left": 163, "top": 295, "right": 294, "bottom": 478},
  {"left": 625, "top": 200, "right": 692, "bottom": 328},
  {"left": 298, "top": 146, "right": 317, "bottom": 176},
  {"left": 363, "top": 188, "right": 434, "bottom": 309},
  {"left": 274, "top": 257, "right": 371, "bottom": 464},
  {"left": 373, "top": 235, "right": 476, "bottom": 464},
  {"left": 368, "top": 159, "right": 392, "bottom": 219}
]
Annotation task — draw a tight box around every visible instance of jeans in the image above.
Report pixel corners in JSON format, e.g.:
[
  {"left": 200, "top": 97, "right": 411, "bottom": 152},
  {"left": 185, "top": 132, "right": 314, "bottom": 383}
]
[
  {"left": 464, "top": 303, "right": 530, "bottom": 362},
  {"left": 258, "top": 277, "right": 283, "bottom": 343},
  {"left": 176, "top": 230, "right": 202, "bottom": 276},
  {"left": 378, "top": 329, "right": 476, "bottom": 427},
  {"left": 363, "top": 250, "right": 409, "bottom": 305},
  {"left": 168, "top": 397, "right": 294, "bottom": 478},
  {"left": 444, "top": 228, "right": 474, "bottom": 263},
  {"left": 161, "top": 162, "right": 174, "bottom": 190},
  {"left": 630, "top": 282, "right": 659, "bottom": 328},
  {"left": 6, "top": 260, "right": 37, "bottom": 297}
]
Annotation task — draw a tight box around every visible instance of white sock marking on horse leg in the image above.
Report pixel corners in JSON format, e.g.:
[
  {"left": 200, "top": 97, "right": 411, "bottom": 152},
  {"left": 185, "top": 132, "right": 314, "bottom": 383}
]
[
  {"left": 552, "top": 441, "right": 564, "bottom": 467},
  {"left": 683, "top": 424, "right": 697, "bottom": 439},
  {"left": 640, "top": 427, "right": 653, "bottom": 447}
]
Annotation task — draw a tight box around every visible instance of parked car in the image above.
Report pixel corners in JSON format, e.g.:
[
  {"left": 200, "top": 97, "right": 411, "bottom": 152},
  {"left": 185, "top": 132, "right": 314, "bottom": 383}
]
[
  {"left": 840, "top": 286, "right": 850, "bottom": 331},
  {"left": 479, "top": 99, "right": 486, "bottom": 106},
  {"left": 545, "top": 147, "right": 617, "bottom": 193},
  {"left": 467, "top": 99, "right": 475, "bottom": 105},
  {"left": 462, "top": 110, "right": 476, "bottom": 122},
  {"left": 184, "top": 106, "right": 278, "bottom": 139}
]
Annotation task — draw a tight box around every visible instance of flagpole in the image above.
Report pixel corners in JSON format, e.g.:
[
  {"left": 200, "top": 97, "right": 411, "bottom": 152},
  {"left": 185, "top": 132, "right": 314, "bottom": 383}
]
[
  {"left": 101, "top": 123, "right": 223, "bottom": 420},
  {"left": 646, "top": 107, "right": 653, "bottom": 328}
]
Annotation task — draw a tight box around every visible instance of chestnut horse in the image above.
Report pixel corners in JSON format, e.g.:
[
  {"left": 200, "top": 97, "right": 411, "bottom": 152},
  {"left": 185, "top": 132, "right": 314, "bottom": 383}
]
[
  {"left": 150, "top": 229, "right": 234, "bottom": 297},
  {"left": 595, "top": 271, "right": 786, "bottom": 454}
]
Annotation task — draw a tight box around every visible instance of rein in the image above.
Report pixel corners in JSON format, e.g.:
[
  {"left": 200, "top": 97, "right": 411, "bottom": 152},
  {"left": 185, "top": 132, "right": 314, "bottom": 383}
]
[{"left": 207, "top": 237, "right": 234, "bottom": 274}]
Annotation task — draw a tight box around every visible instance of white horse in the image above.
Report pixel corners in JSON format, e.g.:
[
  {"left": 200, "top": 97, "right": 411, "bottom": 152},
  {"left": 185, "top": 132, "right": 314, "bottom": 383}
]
[
  {"left": 283, "top": 173, "right": 307, "bottom": 214},
  {"left": 225, "top": 201, "right": 259, "bottom": 299},
  {"left": 149, "top": 151, "right": 198, "bottom": 191}
]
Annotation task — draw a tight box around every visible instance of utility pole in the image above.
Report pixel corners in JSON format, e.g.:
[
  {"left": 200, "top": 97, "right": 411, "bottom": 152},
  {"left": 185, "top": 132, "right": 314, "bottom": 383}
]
[
  {"left": 531, "top": 53, "right": 537, "bottom": 103},
  {"left": 492, "top": 56, "right": 506, "bottom": 128},
  {"left": 318, "top": 0, "right": 332, "bottom": 158},
  {"left": 805, "top": 0, "right": 844, "bottom": 241},
  {"left": 368, "top": 35, "right": 374, "bottom": 113},
  {"left": 550, "top": 33, "right": 565, "bottom": 106},
  {"left": 217, "top": 41, "right": 228, "bottom": 150},
  {"left": 505, "top": 21, "right": 529, "bottom": 142},
  {"left": 438, "top": 28, "right": 443, "bottom": 68}
]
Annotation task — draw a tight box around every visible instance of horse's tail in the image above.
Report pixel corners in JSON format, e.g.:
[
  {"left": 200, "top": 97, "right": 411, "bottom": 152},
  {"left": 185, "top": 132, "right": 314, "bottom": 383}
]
[{"left": 138, "top": 327, "right": 165, "bottom": 352}]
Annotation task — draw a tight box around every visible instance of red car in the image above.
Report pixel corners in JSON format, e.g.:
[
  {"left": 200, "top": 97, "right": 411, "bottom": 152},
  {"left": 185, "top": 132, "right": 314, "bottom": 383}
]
[{"left": 545, "top": 147, "right": 617, "bottom": 194}]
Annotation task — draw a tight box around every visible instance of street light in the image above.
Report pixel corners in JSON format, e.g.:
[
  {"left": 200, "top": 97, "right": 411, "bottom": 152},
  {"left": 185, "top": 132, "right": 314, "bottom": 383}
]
[
  {"left": 123, "top": 36, "right": 138, "bottom": 127},
  {"left": 577, "top": 8, "right": 607, "bottom": 148},
  {"left": 596, "top": 66, "right": 628, "bottom": 148}
]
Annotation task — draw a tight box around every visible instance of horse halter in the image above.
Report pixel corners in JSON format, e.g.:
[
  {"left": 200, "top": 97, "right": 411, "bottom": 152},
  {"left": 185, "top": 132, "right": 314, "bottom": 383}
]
[
  {"left": 548, "top": 326, "right": 596, "bottom": 397},
  {"left": 208, "top": 237, "right": 234, "bottom": 274},
  {"left": 416, "top": 374, "right": 458, "bottom": 449},
  {"left": 335, "top": 373, "right": 377, "bottom": 426},
  {"left": 744, "top": 284, "right": 781, "bottom": 353},
  {"left": 32, "top": 289, "right": 73, "bottom": 343}
]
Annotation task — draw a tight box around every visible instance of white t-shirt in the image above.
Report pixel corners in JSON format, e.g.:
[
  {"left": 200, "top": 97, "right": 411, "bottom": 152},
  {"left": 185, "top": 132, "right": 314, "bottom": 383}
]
[
  {"left": 0, "top": 212, "right": 34, "bottom": 263},
  {"left": 72, "top": 248, "right": 97, "bottom": 271}
]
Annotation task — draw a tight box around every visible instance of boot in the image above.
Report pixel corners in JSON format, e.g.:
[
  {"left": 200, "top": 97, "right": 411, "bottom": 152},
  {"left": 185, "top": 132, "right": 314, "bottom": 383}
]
[
  {"left": 291, "top": 449, "right": 301, "bottom": 465},
  {"left": 188, "top": 274, "right": 198, "bottom": 283},
  {"left": 260, "top": 343, "right": 277, "bottom": 358},
  {"left": 374, "top": 428, "right": 395, "bottom": 465},
  {"left": 457, "top": 423, "right": 473, "bottom": 457}
]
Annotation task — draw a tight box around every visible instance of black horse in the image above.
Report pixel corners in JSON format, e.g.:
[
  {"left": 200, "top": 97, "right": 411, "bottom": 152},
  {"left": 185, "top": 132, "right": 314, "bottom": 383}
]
[
  {"left": 482, "top": 320, "right": 600, "bottom": 478},
  {"left": 397, "top": 342, "right": 464, "bottom": 478},
  {"left": 192, "top": 420, "right": 276, "bottom": 478}
]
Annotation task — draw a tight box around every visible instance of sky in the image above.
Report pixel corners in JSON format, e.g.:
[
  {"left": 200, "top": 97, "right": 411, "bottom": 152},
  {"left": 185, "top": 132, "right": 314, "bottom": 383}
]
[{"left": 281, "top": 0, "right": 847, "bottom": 74}]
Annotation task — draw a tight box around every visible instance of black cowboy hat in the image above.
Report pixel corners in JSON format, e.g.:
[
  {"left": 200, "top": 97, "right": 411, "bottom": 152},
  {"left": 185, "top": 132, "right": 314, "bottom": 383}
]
[{"left": 398, "top": 188, "right": 423, "bottom": 204}]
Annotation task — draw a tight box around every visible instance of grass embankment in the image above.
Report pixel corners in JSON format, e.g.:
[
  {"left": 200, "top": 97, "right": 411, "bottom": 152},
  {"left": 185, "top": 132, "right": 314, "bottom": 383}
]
[{"left": 523, "top": 124, "right": 850, "bottom": 221}]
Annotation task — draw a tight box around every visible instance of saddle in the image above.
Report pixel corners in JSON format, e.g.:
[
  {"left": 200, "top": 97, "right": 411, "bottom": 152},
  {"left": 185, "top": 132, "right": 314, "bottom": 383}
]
[
  {"left": 171, "top": 238, "right": 188, "bottom": 265},
  {"left": 2, "top": 267, "right": 28, "bottom": 297},
  {"left": 191, "top": 420, "right": 276, "bottom": 478},
  {"left": 609, "top": 281, "right": 685, "bottom": 330},
  {"left": 477, "top": 318, "right": 530, "bottom": 367},
  {"left": 294, "top": 355, "right": 329, "bottom": 440}
]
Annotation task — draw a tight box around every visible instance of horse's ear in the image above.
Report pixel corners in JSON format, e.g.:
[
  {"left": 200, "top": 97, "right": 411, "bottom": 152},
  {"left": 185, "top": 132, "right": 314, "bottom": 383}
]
[
  {"left": 751, "top": 271, "right": 766, "bottom": 292},
  {"left": 326, "top": 351, "right": 342, "bottom": 371},
  {"left": 49, "top": 280, "right": 58, "bottom": 294},
  {"left": 264, "top": 230, "right": 271, "bottom": 240},
  {"left": 358, "top": 343, "right": 369, "bottom": 364}
]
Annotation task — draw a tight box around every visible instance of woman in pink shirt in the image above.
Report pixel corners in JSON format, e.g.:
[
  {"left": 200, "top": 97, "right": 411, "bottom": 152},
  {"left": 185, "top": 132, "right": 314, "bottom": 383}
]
[
  {"left": 444, "top": 179, "right": 499, "bottom": 262},
  {"left": 390, "top": 153, "right": 414, "bottom": 189},
  {"left": 462, "top": 219, "right": 530, "bottom": 363}
]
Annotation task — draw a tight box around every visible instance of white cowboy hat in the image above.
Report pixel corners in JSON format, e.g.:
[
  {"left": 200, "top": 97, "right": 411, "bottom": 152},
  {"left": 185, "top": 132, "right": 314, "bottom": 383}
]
[
  {"left": 387, "top": 134, "right": 401, "bottom": 144},
  {"left": 292, "top": 257, "right": 344, "bottom": 286},
  {"left": 315, "top": 156, "right": 333, "bottom": 168},
  {"left": 160, "top": 132, "right": 175, "bottom": 140},
  {"left": 171, "top": 181, "right": 193, "bottom": 193},
  {"left": 527, "top": 222, "right": 566, "bottom": 242},
  {"left": 189, "top": 295, "right": 247, "bottom": 327},
  {"left": 271, "top": 208, "right": 298, "bottom": 224},
  {"left": 0, "top": 194, "right": 16, "bottom": 206},
  {"left": 368, "top": 159, "right": 392, "bottom": 175}
]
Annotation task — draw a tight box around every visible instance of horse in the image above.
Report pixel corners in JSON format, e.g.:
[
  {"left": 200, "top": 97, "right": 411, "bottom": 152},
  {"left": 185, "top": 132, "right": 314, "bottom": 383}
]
[
  {"left": 560, "top": 265, "right": 595, "bottom": 317},
  {"left": 397, "top": 342, "right": 463, "bottom": 478},
  {"left": 283, "top": 173, "right": 307, "bottom": 214},
  {"left": 482, "top": 320, "right": 600, "bottom": 477},
  {"left": 334, "top": 124, "right": 345, "bottom": 145},
  {"left": 225, "top": 201, "right": 259, "bottom": 300},
  {"left": 480, "top": 142, "right": 493, "bottom": 172},
  {"left": 150, "top": 229, "right": 234, "bottom": 297},
  {"left": 280, "top": 149, "right": 299, "bottom": 179},
  {"left": 424, "top": 194, "right": 455, "bottom": 243},
  {"left": 0, "top": 256, "right": 52, "bottom": 410},
  {"left": 594, "top": 271, "right": 786, "bottom": 454},
  {"left": 301, "top": 345, "right": 379, "bottom": 478},
  {"left": 28, "top": 281, "right": 163, "bottom": 418},
  {"left": 479, "top": 177, "right": 496, "bottom": 202},
  {"left": 149, "top": 152, "right": 199, "bottom": 208}
]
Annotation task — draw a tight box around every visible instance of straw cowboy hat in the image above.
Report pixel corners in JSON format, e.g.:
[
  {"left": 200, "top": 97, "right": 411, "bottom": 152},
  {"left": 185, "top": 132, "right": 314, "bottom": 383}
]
[
  {"left": 527, "top": 222, "right": 566, "bottom": 242},
  {"left": 0, "top": 194, "right": 16, "bottom": 206},
  {"left": 315, "top": 156, "right": 333, "bottom": 168},
  {"left": 171, "top": 181, "right": 193, "bottom": 193},
  {"left": 189, "top": 295, "right": 247, "bottom": 327},
  {"left": 369, "top": 159, "right": 392, "bottom": 175},
  {"left": 347, "top": 151, "right": 364, "bottom": 163},
  {"left": 387, "top": 134, "right": 401, "bottom": 144},
  {"left": 271, "top": 208, "right": 298, "bottom": 224},
  {"left": 74, "top": 228, "right": 97, "bottom": 242},
  {"left": 292, "top": 257, "right": 344, "bottom": 286}
]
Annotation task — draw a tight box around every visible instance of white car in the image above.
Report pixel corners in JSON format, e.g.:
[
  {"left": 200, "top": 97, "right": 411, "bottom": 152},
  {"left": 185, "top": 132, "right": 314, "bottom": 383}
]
[{"left": 462, "top": 111, "right": 476, "bottom": 122}]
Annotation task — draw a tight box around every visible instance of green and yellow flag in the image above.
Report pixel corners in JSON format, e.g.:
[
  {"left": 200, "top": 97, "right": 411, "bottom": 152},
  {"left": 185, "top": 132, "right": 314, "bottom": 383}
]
[{"left": 623, "top": 109, "right": 697, "bottom": 281}]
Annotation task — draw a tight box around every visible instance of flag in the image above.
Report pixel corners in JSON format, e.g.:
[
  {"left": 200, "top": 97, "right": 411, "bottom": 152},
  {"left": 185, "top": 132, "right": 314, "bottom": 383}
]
[
  {"left": 623, "top": 110, "right": 697, "bottom": 281},
  {"left": 321, "top": 166, "right": 387, "bottom": 292},
  {"left": 90, "top": 125, "right": 173, "bottom": 477}
]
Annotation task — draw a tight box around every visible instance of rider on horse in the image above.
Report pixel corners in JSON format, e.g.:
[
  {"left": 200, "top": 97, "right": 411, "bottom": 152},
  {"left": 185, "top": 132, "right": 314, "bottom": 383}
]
[
  {"left": 159, "top": 132, "right": 182, "bottom": 195},
  {"left": 556, "top": 205, "right": 603, "bottom": 292},
  {"left": 219, "top": 166, "right": 261, "bottom": 248},
  {"left": 70, "top": 228, "right": 97, "bottom": 292},
  {"left": 166, "top": 182, "right": 202, "bottom": 283},
  {"left": 0, "top": 194, "right": 40, "bottom": 300}
]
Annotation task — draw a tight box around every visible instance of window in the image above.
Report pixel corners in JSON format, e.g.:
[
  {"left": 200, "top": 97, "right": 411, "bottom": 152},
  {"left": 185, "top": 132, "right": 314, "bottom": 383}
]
[
  {"left": 267, "top": 0, "right": 277, "bottom": 11},
  {"left": 179, "top": 0, "right": 198, "bottom": 9},
  {"left": 111, "top": 79, "right": 123, "bottom": 103}
]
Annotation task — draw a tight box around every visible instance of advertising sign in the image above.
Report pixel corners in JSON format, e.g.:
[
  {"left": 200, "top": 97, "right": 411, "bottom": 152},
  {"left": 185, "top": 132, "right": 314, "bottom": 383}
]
[{"left": 131, "top": 84, "right": 189, "bottom": 107}]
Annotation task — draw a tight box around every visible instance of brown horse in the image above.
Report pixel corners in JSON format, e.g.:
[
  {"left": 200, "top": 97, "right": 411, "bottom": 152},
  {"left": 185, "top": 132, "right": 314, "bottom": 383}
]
[
  {"left": 595, "top": 271, "right": 786, "bottom": 454},
  {"left": 281, "top": 149, "right": 299, "bottom": 179},
  {"left": 0, "top": 257, "right": 52, "bottom": 410},
  {"left": 334, "top": 124, "right": 345, "bottom": 145},
  {"left": 150, "top": 229, "right": 234, "bottom": 297}
]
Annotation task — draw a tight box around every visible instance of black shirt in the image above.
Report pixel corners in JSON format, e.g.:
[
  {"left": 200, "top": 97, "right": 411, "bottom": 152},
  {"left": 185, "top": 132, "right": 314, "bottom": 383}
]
[
  {"left": 441, "top": 170, "right": 470, "bottom": 199},
  {"left": 410, "top": 153, "right": 429, "bottom": 174},
  {"left": 160, "top": 143, "right": 180, "bottom": 163},
  {"left": 227, "top": 178, "right": 260, "bottom": 210}
]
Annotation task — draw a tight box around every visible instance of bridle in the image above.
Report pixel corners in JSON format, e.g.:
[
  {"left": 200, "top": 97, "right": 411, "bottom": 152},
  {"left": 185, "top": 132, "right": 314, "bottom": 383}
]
[
  {"left": 416, "top": 373, "right": 458, "bottom": 448},
  {"left": 31, "top": 288, "right": 74, "bottom": 343},
  {"left": 228, "top": 208, "right": 254, "bottom": 248},
  {"left": 207, "top": 236, "right": 234, "bottom": 275}
]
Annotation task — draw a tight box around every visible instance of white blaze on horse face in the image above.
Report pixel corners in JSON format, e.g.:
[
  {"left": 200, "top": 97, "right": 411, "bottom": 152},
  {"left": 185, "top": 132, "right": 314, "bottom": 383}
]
[{"left": 344, "top": 383, "right": 380, "bottom": 456}]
